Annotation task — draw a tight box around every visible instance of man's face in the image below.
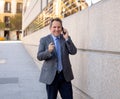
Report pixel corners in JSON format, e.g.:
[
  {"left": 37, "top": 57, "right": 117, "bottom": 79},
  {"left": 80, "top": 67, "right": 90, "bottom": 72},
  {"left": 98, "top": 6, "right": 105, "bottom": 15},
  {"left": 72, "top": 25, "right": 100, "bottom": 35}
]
[{"left": 50, "top": 21, "right": 62, "bottom": 37}]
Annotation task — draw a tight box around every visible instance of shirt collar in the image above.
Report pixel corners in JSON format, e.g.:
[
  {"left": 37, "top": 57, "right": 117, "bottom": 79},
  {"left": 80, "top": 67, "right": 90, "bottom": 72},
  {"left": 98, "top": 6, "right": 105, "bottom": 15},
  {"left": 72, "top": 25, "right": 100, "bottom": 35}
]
[{"left": 51, "top": 34, "right": 60, "bottom": 40}]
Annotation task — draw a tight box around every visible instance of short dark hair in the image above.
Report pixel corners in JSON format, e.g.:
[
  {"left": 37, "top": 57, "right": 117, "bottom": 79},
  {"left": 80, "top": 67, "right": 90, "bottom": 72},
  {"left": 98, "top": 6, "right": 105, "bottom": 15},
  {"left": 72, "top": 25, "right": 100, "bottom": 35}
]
[{"left": 49, "top": 17, "right": 62, "bottom": 28}]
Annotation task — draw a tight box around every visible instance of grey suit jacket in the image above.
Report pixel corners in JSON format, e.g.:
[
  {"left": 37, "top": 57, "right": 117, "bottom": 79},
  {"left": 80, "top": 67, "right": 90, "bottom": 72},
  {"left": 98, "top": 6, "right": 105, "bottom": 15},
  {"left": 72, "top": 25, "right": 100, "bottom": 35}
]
[{"left": 37, "top": 34, "right": 77, "bottom": 85}]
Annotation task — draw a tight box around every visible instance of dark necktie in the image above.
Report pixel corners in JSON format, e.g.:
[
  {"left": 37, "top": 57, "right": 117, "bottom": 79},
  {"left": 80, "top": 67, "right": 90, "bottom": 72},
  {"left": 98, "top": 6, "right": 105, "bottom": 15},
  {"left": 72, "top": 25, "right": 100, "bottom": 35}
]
[{"left": 55, "top": 37, "right": 63, "bottom": 72}]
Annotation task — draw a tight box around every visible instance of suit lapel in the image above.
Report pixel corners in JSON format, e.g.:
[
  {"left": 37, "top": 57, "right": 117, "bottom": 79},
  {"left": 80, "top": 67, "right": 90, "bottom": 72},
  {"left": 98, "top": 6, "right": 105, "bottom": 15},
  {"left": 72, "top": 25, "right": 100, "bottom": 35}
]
[
  {"left": 46, "top": 35, "right": 54, "bottom": 43},
  {"left": 60, "top": 35, "right": 65, "bottom": 50}
]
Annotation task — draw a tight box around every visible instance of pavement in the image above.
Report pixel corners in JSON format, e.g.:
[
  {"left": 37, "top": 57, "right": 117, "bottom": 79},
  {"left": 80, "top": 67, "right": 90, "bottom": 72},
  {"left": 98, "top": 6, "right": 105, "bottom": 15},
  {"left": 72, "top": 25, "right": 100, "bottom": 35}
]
[{"left": 0, "top": 41, "right": 47, "bottom": 99}]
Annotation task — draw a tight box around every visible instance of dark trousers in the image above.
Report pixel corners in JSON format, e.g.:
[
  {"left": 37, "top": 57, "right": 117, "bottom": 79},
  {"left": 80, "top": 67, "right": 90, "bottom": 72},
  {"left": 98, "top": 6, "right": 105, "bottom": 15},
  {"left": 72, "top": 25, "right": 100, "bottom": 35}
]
[{"left": 46, "top": 71, "right": 73, "bottom": 99}]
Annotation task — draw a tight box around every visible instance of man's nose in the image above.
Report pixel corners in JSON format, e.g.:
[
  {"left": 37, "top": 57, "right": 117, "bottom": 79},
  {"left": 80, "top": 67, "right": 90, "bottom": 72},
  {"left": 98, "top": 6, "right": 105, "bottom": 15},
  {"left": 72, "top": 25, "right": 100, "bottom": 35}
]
[{"left": 55, "top": 28, "right": 59, "bottom": 30}]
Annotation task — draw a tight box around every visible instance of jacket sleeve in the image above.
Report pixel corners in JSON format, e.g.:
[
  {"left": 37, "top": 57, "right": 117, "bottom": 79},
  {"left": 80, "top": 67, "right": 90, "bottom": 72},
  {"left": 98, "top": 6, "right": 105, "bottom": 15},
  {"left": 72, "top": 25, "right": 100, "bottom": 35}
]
[
  {"left": 37, "top": 38, "right": 52, "bottom": 61},
  {"left": 65, "top": 37, "right": 77, "bottom": 55}
]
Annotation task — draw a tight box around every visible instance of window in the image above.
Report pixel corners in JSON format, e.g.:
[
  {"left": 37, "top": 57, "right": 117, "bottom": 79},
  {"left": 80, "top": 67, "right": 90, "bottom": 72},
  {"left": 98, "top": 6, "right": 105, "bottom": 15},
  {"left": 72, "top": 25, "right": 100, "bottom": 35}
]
[
  {"left": 17, "top": 3, "right": 23, "bottom": 13},
  {"left": 4, "top": 16, "right": 10, "bottom": 28},
  {"left": 4, "top": 2, "right": 11, "bottom": 13},
  {"left": 23, "top": 0, "right": 89, "bottom": 36}
]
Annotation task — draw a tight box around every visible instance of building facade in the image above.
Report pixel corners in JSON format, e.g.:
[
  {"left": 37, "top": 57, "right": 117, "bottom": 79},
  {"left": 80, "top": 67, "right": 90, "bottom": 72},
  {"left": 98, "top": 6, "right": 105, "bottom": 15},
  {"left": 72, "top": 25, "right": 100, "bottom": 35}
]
[
  {"left": 0, "top": 0, "right": 23, "bottom": 40},
  {"left": 22, "top": 0, "right": 88, "bottom": 37}
]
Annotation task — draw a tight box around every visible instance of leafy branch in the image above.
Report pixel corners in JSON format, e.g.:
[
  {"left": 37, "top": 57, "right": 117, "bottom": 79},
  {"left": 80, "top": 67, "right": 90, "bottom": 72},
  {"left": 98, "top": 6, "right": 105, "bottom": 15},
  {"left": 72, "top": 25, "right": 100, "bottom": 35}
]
[{"left": 10, "top": 13, "right": 22, "bottom": 31}]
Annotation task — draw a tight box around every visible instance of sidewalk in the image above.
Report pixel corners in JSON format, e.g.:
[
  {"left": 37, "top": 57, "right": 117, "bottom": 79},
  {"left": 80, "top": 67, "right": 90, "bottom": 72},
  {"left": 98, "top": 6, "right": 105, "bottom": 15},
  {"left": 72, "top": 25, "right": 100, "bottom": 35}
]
[{"left": 0, "top": 41, "right": 47, "bottom": 99}]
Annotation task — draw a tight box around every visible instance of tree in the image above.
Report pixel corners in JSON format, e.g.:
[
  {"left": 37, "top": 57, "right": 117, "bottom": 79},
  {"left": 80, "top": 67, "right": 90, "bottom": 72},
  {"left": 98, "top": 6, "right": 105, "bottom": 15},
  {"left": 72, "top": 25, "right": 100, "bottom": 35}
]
[
  {"left": 10, "top": 13, "right": 22, "bottom": 31},
  {"left": 0, "top": 20, "right": 5, "bottom": 40},
  {"left": 0, "top": 20, "right": 5, "bottom": 30}
]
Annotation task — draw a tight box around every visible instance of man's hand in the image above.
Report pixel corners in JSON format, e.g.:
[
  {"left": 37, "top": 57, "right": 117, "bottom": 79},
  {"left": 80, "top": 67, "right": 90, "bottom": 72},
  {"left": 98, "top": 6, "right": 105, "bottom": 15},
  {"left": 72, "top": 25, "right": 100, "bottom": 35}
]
[
  {"left": 62, "top": 28, "right": 69, "bottom": 40},
  {"left": 48, "top": 42, "right": 54, "bottom": 52}
]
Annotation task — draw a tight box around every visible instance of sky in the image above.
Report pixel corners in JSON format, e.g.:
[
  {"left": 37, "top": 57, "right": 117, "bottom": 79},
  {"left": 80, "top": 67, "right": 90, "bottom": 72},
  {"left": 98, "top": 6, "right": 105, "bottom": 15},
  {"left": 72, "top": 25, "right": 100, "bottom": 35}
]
[{"left": 86, "top": 0, "right": 102, "bottom": 6}]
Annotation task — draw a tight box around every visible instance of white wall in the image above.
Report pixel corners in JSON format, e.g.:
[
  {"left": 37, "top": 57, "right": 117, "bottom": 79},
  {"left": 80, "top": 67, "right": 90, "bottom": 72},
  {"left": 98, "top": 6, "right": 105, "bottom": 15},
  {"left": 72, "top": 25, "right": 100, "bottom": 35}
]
[
  {"left": 22, "top": 0, "right": 42, "bottom": 30},
  {"left": 0, "top": 0, "right": 4, "bottom": 13},
  {"left": 22, "top": 0, "right": 120, "bottom": 98},
  {"left": 11, "top": 0, "right": 16, "bottom": 14}
]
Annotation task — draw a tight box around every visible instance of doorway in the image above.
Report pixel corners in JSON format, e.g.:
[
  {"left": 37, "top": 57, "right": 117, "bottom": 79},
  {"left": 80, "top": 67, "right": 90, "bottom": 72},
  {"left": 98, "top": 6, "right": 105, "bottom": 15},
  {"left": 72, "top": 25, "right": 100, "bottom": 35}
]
[{"left": 4, "top": 30, "right": 10, "bottom": 40}]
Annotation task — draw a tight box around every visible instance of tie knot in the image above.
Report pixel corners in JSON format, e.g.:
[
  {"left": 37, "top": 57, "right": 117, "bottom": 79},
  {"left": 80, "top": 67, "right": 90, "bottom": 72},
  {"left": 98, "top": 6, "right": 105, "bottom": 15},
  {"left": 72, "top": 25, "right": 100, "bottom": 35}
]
[{"left": 55, "top": 37, "right": 60, "bottom": 40}]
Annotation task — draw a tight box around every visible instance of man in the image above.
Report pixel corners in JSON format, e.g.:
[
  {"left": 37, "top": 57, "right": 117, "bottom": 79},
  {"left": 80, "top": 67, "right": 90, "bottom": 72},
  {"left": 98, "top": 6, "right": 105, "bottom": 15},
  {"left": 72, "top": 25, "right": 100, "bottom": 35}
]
[{"left": 37, "top": 18, "right": 77, "bottom": 99}]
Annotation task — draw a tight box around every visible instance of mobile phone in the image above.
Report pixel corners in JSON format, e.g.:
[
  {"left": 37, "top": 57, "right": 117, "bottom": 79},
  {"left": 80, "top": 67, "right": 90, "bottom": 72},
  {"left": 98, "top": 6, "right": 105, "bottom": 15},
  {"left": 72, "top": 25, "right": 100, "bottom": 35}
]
[{"left": 62, "top": 27, "right": 66, "bottom": 35}]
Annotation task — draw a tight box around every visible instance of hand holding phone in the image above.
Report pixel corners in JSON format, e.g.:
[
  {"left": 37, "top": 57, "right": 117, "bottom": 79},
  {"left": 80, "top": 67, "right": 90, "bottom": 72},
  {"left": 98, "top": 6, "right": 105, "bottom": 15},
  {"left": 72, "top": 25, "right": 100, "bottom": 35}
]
[
  {"left": 62, "top": 27, "right": 69, "bottom": 40},
  {"left": 62, "top": 27, "right": 66, "bottom": 35}
]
